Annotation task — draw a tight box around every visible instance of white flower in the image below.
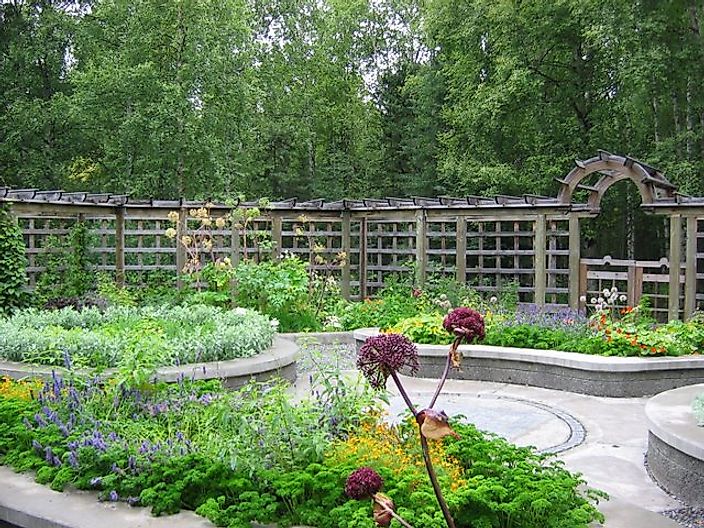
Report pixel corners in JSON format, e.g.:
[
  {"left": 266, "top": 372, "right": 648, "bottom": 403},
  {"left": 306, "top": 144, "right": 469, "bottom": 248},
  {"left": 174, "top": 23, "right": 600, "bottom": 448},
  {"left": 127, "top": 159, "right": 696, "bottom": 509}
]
[
  {"left": 579, "top": 295, "right": 587, "bottom": 303},
  {"left": 270, "top": 319, "right": 279, "bottom": 328},
  {"left": 234, "top": 307, "right": 247, "bottom": 316},
  {"left": 619, "top": 294, "right": 627, "bottom": 302},
  {"left": 609, "top": 294, "right": 618, "bottom": 303},
  {"left": 489, "top": 296, "right": 498, "bottom": 303},
  {"left": 602, "top": 288, "right": 610, "bottom": 296},
  {"left": 611, "top": 286, "right": 618, "bottom": 293},
  {"left": 590, "top": 297, "right": 597, "bottom": 304},
  {"left": 597, "top": 297, "right": 605, "bottom": 304}
]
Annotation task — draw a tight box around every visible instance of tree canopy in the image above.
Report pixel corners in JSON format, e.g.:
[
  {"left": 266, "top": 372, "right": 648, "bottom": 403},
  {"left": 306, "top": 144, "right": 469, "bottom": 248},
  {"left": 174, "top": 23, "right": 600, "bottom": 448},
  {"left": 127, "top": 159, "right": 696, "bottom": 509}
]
[{"left": 2, "top": 0, "right": 704, "bottom": 256}]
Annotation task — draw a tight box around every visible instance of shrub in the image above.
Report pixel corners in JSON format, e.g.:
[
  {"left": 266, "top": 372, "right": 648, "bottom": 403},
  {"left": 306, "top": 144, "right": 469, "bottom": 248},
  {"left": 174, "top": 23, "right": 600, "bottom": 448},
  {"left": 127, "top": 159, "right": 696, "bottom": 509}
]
[
  {"left": 0, "top": 205, "right": 29, "bottom": 315},
  {"left": 0, "top": 305, "right": 276, "bottom": 368},
  {"left": 0, "top": 374, "right": 604, "bottom": 528}
]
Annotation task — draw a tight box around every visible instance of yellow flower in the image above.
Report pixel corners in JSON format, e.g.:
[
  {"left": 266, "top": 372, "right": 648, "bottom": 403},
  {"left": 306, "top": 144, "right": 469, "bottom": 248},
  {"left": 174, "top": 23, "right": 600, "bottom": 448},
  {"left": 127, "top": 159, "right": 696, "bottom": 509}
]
[
  {"left": 215, "top": 217, "right": 227, "bottom": 228},
  {"left": 201, "top": 217, "right": 212, "bottom": 227},
  {"left": 164, "top": 227, "right": 177, "bottom": 239},
  {"left": 202, "top": 240, "right": 213, "bottom": 251},
  {"left": 181, "top": 235, "right": 192, "bottom": 246},
  {"left": 167, "top": 211, "right": 180, "bottom": 223},
  {"left": 223, "top": 256, "right": 232, "bottom": 266}
]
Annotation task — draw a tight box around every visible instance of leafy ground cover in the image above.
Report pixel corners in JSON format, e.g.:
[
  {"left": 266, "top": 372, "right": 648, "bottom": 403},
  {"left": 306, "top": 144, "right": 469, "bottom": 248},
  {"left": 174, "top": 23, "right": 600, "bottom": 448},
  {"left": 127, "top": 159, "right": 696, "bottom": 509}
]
[
  {"left": 0, "top": 366, "right": 604, "bottom": 528},
  {"left": 387, "top": 302, "right": 704, "bottom": 357},
  {"left": 0, "top": 305, "right": 276, "bottom": 369}
]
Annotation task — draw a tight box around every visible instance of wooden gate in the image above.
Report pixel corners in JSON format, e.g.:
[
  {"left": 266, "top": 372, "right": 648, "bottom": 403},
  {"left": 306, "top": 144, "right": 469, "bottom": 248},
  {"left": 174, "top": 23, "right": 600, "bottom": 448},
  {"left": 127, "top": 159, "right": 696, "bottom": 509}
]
[{"left": 579, "top": 256, "right": 684, "bottom": 321}]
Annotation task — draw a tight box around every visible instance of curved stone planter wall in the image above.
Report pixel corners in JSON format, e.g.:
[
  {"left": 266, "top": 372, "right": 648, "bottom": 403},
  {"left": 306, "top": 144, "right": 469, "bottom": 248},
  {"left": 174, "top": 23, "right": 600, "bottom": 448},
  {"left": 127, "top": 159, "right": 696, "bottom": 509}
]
[
  {"left": 646, "top": 384, "right": 704, "bottom": 507},
  {"left": 353, "top": 328, "right": 704, "bottom": 397},
  {"left": 0, "top": 336, "right": 297, "bottom": 389}
]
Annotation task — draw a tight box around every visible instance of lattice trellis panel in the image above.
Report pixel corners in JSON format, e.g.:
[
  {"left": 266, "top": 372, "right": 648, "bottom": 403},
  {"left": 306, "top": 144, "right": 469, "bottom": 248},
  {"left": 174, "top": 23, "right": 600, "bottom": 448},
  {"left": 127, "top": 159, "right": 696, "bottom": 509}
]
[
  {"left": 19, "top": 216, "right": 80, "bottom": 286},
  {"left": 464, "top": 219, "right": 536, "bottom": 302},
  {"left": 364, "top": 219, "right": 415, "bottom": 295},
  {"left": 696, "top": 218, "right": 704, "bottom": 311},
  {"left": 545, "top": 219, "right": 570, "bottom": 304},
  {"left": 427, "top": 220, "right": 457, "bottom": 276}
]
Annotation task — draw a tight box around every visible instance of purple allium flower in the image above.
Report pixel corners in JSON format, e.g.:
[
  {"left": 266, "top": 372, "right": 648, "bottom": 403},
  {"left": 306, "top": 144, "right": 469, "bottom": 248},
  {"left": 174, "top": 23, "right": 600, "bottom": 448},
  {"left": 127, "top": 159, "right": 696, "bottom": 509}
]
[
  {"left": 357, "top": 334, "right": 419, "bottom": 390},
  {"left": 108, "top": 490, "right": 119, "bottom": 502},
  {"left": 345, "top": 467, "right": 383, "bottom": 500},
  {"left": 443, "top": 307, "right": 485, "bottom": 343}
]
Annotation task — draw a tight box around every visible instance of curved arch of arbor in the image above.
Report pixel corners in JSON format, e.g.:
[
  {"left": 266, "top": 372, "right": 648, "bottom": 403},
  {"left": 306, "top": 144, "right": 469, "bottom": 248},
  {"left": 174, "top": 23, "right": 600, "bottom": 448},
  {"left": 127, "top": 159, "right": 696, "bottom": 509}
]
[{"left": 2, "top": 151, "right": 704, "bottom": 321}]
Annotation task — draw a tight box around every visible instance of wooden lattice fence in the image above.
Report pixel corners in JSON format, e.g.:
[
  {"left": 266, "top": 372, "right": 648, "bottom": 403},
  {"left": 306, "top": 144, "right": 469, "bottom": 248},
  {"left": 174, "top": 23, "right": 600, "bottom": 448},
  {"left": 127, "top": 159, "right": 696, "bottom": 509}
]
[{"left": 5, "top": 151, "right": 704, "bottom": 320}]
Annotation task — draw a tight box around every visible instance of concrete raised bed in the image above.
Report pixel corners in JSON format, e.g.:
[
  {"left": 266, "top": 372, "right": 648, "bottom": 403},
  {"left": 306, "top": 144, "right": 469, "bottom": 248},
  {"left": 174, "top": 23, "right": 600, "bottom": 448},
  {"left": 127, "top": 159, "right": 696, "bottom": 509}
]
[
  {"left": 646, "top": 384, "right": 704, "bottom": 507},
  {"left": 0, "top": 336, "right": 297, "bottom": 389},
  {"left": 353, "top": 328, "right": 704, "bottom": 397}
]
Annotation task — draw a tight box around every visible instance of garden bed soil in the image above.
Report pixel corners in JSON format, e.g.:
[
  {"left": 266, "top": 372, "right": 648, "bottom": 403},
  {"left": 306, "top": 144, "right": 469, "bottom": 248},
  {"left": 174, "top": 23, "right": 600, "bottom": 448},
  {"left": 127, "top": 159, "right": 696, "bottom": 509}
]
[
  {"left": 0, "top": 337, "right": 297, "bottom": 389},
  {"left": 353, "top": 328, "right": 704, "bottom": 397}
]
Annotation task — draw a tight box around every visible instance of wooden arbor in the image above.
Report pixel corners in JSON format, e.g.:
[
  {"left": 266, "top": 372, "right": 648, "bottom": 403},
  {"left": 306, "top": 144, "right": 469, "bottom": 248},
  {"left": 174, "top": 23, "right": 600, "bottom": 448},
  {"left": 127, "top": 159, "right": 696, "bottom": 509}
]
[{"left": 2, "top": 150, "right": 704, "bottom": 320}]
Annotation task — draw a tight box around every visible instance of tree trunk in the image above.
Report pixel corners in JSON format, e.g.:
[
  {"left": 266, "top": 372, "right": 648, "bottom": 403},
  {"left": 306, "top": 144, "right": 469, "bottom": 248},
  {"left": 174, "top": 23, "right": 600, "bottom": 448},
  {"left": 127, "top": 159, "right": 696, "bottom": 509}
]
[
  {"left": 673, "top": 93, "right": 681, "bottom": 155},
  {"left": 687, "top": 79, "right": 694, "bottom": 157},
  {"left": 652, "top": 97, "right": 660, "bottom": 143}
]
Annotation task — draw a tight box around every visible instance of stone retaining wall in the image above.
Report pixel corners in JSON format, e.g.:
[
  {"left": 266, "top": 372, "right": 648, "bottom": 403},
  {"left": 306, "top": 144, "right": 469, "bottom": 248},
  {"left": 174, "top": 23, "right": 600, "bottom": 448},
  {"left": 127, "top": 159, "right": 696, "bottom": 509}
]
[
  {"left": 353, "top": 328, "right": 704, "bottom": 397},
  {"left": 646, "top": 384, "right": 704, "bottom": 507},
  {"left": 0, "top": 337, "right": 298, "bottom": 389}
]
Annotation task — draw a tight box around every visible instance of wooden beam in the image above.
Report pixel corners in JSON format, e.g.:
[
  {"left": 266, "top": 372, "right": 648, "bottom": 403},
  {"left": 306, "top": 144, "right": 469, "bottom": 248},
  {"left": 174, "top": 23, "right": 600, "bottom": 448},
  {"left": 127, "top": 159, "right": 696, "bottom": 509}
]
[
  {"left": 669, "top": 214, "right": 682, "bottom": 321},
  {"left": 568, "top": 214, "right": 581, "bottom": 309},
  {"left": 115, "top": 207, "right": 126, "bottom": 287},
  {"left": 359, "top": 217, "right": 368, "bottom": 299},
  {"left": 534, "top": 214, "right": 547, "bottom": 305},
  {"left": 456, "top": 216, "right": 467, "bottom": 284},
  {"left": 341, "top": 211, "right": 351, "bottom": 300},
  {"left": 176, "top": 207, "right": 187, "bottom": 289},
  {"left": 271, "top": 212, "right": 283, "bottom": 259},
  {"left": 415, "top": 209, "right": 427, "bottom": 286},
  {"left": 685, "top": 216, "right": 697, "bottom": 318}
]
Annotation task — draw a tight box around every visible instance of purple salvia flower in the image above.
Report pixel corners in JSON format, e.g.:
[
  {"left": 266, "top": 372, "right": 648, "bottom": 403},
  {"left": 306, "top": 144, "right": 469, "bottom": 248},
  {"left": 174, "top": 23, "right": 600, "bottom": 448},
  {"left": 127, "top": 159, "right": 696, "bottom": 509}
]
[
  {"left": 34, "top": 413, "right": 46, "bottom": 427},
  {"left": 90, "top": 477, "right": 102, "bottom": 487},
  {"left": 44, "top": 446, "right": 54, "bottom": 463},
  {"left": 63, "top": 349, "right": 72, "bottom": 370},
  {"left": 32, "top": 440, "right": 43, "bottom": 452},
  {"left": 52, "top": 455, "right": 62, "bottom": 467},
  {"left": 68, "top": 451, "right": 79, "bottom": 469}
]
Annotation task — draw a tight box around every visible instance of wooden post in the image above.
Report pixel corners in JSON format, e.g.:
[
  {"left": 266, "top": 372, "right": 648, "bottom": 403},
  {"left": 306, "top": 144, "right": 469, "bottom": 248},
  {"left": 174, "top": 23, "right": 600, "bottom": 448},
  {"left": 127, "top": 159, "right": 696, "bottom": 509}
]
[
  {"left": 534, "top": 214, "right": 546, "bottom": 306},
  {"left": 668, "top": 214, "right": 682, "bottom": 321},
  {"left": 115, "top": 207, "right": 126, "bottom": 287},
  {"left": 415, "top": 209, "right": 427, "bottom": 286},
  {"left": 685, "top": 216, "right": 697, "bottom": 319},
  {"left": 579, "top": 262, "right": 588, "bottom": 312},
  {"left": 176, "top": 206, "right": 187, "bottom": 289},
  {"left": 341, "top": 211, "right": 351, "bottom": 300},
  {"left": 568, "top": 214, "right": 580, "bottom": 309},
  {"left": 271, "top": 212, "right": 282, "bottom": 259},
  {"left": 456, "top": 216, "right": 467, "bottom": 285},
  {"left": 359, "top": 216, "right": 368, "bottom": 299}
]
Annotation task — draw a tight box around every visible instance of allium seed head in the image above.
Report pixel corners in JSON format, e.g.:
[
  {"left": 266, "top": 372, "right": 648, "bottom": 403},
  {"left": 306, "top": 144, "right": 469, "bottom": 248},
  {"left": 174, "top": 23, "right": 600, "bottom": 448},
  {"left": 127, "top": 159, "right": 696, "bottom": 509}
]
[
  {"left": 443, "top": 307, "right": 485, "bottom": 343},
  {"left": 345, "top": 467, "right": 383, "bottom": 500},
  {"left": 357, "top": 334, "right": 419, "bottom": 390}
]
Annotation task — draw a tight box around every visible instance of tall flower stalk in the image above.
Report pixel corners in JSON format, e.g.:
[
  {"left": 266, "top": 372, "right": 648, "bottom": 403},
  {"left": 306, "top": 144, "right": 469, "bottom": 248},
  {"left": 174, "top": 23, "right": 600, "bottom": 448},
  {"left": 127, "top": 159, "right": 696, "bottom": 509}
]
[{"left": 355, "top": 307, "right": 485, "bottom": 528}]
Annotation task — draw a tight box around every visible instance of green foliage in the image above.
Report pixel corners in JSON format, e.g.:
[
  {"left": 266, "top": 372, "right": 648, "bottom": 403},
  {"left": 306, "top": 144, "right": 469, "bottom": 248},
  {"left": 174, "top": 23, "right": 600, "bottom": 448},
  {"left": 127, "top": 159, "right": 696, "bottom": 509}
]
[
  {"left": 0, "top": 305, "right": 276, "bottom": 368},
  {"left": 0, "top": 373, "right": 604, "bottom": 528},
  {"left": 387, "top": 313, "right": 454, "bottom": 345},
  {"left": 233, "top": 255, "right": 316, "bottom": 332},
  {"left": 0, "top": 206, "right": 29, "bottom": 315},
  {"left": 35, "top": 221, "right": 95, "bottom": 303}
]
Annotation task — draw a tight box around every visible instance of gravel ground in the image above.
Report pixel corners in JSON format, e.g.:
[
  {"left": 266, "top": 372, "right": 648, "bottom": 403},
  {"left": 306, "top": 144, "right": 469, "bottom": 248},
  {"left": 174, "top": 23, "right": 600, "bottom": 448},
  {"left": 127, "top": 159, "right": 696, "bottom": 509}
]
[
  {"left": 295, "top": 341, "right": 357, "bottom": 375},
  {"left": 662, "top": 508, "right": 704, "bottom": 528}
]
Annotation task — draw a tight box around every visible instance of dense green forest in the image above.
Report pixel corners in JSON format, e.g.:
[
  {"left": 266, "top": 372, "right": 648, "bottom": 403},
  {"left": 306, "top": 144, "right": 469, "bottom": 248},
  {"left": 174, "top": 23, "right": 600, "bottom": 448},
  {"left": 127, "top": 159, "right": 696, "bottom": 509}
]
[{"left": 2, "top": 0, "right": 704, "bottom": 256}]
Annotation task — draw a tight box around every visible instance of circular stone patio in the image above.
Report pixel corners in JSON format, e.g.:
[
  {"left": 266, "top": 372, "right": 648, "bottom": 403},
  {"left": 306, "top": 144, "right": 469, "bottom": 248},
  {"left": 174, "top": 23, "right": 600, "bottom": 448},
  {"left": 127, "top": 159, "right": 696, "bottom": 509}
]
[{"left": 387, "top": 391, "right": 584, "bottom": 454}]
